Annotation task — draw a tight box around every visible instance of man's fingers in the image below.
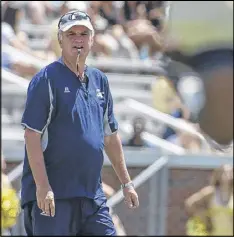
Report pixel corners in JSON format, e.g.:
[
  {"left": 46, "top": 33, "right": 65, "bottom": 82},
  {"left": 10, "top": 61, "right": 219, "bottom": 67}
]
[
  {"left": 124, "top": 193, "right": 139, "bottom": 209},
  {"left": 44, "top": 200, "right": 51, "bottom": 216},
  {"left": 42, "top": 191, "right": 55, "bottom": 217},
  {"left": 40, "top": 201, "right": 46, "bottom": 213},
  {"left": 131, "top": 195, "right": 139, "bottom": 208},
  {"left": 124, "top": 196, "right": 134, "bottom": 208},
  {"left": 49, "top": 199, "right": 55, "bottom": 217},
  {"left": 44, "top": 198, "right": 55, "bottom": 217}
]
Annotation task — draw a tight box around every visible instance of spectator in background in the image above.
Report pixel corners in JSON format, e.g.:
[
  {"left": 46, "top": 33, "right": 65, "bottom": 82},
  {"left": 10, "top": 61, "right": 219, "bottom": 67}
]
[
  {"left": 152, "top": 75, "right": 178, "bottom": 114},
  {"left": 151, "top": 75, "right": 202, "bottom": 152},
  {"left": 1, "top": 1, "right": 46, "bottom": 77},
  {"left": 1, "top": 153, "right": 20, "bottom": 236},
  {"left": 25, "top": 1, "right": 54, "bottom": 25},
  {"left": 185, "top": 164, "right": 233, "bottom": 236},
  {"left": 120, "top": 1, "right": 164, "bottom": 60},
  {"left": 87, "top": 1, "right": 113, "bottom": 57},
  {"left": 2, "top": 25, "right": 38, "bottom": 77},
  {"left": 123, "top": 117, "right": 154, "bottom": 147},
  {"left": 2, "top": 1, "right": 32, "bottom": 53},
  {"left": 1, "top": 20, "right": 38, "bottom": 78},
  {"left": 142, "top": 1, "right": 169, "bottom": 32},
  {"left": 97, "top": 1, "right": 139, "bottom": 58},
  {"left": 161, "top": 94, "right": 190, "bottom": 141}
]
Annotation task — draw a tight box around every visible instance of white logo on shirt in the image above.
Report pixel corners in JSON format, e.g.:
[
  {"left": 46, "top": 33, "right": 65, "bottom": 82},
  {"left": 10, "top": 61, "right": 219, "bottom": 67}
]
[
  {"left": 64, "top": 87, "right": 70, "bottom": 93},
  {"left": 96, "top": 89, "right": 104, "bottom": 99}
]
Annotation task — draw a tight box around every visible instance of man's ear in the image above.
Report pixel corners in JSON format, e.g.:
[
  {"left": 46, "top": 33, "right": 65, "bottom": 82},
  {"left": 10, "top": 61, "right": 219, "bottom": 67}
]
[
  {"left": 57, "top": 32, "right": 62, "bottom": 47},
  {"left": 59, "top": 39, "right": 62, "bottom": 47}
]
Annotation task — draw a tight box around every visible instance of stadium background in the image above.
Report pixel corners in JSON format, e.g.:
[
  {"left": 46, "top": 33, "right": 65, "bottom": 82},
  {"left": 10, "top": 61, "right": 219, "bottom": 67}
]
[{"left": 2, "top": 1, "right": 233, "bottom": 235}]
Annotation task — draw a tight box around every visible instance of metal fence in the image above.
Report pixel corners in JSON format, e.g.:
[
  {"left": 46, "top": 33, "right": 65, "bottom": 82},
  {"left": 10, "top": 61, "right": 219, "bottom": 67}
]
[{"left": 107, "top": 156, "right": 169, "bottom": 235}]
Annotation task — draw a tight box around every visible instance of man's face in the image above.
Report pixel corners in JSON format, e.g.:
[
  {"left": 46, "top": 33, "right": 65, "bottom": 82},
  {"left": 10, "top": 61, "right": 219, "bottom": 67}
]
[
  {"left": 133, "top": 118, "right": 145, "bottom": 135},
  {"left": 60, "top": 25, "right": 93, "bottom": 59}
]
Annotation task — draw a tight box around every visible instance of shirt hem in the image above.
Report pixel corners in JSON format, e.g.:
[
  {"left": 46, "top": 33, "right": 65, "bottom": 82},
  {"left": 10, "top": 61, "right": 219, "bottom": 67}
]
[{"left": 21, "top": 123, "right": 43, "bottom": 134}]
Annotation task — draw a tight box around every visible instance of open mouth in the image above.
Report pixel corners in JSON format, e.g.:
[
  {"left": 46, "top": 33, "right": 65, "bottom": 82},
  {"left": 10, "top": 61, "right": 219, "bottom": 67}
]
[{"left": 73, "top": 46, "right": 84, "bottom": 49}]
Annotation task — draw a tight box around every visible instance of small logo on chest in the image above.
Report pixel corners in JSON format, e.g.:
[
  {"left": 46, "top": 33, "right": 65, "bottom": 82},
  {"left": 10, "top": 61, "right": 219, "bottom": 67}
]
[
  {"left": 96, "top": 89, "right": 104, "bottom": 99},
  {"left": 64, "top": 87, "right": 70, "bottom": 93}
]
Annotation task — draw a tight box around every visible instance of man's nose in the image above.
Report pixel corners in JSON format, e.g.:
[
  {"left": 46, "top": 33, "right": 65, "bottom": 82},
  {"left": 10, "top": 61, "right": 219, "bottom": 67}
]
[{"left": 73, "top": 37, "right": 83, "bottom": 43}]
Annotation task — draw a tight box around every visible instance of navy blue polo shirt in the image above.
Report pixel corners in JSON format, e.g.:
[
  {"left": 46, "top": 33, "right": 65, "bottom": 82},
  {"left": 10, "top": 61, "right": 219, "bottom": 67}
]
[{"left": 20, "top": 58, "right": 118, "bottom": 208}]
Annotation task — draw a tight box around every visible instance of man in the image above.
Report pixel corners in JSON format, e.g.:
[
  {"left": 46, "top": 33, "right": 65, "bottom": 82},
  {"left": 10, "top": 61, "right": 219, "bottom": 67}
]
[
  {"left": 21, "top": 10, "right": 139, "bottom": 235},
  {"left": 162, "top": 1, "right": 233, "bottom": 147}
]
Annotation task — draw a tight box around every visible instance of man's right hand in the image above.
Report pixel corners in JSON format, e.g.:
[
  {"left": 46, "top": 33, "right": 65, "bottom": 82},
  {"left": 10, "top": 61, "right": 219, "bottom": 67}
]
[{"left": 36, "top": 184, "right": 55, "bottom": 217}]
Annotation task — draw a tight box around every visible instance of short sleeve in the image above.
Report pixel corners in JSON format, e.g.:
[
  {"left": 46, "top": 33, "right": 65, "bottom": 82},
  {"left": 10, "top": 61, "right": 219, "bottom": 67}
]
[
  {"left": 21, "top": 73, "right": 53, "bottom": 134},
  {"left": 103, "top": 76, "right": 118, "bottom": 136}
]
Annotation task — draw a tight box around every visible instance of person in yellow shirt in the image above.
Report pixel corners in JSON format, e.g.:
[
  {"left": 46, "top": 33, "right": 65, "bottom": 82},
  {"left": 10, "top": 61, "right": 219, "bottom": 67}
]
[
  {"left": 185, "top": 164, "right": 233, "bottom": 236},
  {"left": 151, "top": 75, "right": 178, "bottom": 114},
  {"left": 1, "top": 154, "right": 20, "bottom": 235}
]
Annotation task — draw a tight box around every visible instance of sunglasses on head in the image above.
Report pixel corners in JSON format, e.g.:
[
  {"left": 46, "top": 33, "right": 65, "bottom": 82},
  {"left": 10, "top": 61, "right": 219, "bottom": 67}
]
[{"left": 58, "top": 11, "right": 91, "bottom": 29}]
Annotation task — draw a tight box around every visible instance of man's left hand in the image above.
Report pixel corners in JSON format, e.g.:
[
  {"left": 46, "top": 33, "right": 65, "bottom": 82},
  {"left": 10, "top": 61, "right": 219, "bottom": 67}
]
[{"left": 123, "top": 187, "right": 139, "bottom": 209}]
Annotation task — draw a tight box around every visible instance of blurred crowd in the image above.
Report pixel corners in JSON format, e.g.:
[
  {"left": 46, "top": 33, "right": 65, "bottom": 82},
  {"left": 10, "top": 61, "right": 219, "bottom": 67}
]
[
  {"left": 2, "top": 1, "right": 231, "bottom": 154},
  {"left": 1, "top": 1, "right": 167, "bottom": 70}
]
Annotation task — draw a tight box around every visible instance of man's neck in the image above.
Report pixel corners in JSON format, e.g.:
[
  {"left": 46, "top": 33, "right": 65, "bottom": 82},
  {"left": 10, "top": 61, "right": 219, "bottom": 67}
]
[{"left": 62, "top": 55, "right": 86, "bottom": 80}]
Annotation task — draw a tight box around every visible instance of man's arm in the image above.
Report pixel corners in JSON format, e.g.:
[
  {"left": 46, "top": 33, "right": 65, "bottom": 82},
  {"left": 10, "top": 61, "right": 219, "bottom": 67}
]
[
  {"left": 104, "top": 132, "right": 131, "bottom": 185},
  {"left": 21, "top": 73, "right": 55, "bottom": 217},
  {"left": 24, "top": 129, "right": 55, "bottom": 216},
  {"left": 104, "top": 132, "right": 139, "bottom": 209},
  {"left": 24, "top": 129, "right": 50, "bottom": 189},
  {"left": 103, "top": 75, "right": 139, "bottom": 208}
]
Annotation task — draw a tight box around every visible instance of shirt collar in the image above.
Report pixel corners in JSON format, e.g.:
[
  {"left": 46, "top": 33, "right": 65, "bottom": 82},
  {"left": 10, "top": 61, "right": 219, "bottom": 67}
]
[{"left": 57, "top": 57, "right": 88, "bottom": 74}]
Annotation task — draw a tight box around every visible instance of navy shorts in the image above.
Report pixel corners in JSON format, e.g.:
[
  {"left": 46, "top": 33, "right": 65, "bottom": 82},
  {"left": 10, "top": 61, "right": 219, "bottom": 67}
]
[{"left": 23, "top": 197, "right": 116, "bottom": 236}]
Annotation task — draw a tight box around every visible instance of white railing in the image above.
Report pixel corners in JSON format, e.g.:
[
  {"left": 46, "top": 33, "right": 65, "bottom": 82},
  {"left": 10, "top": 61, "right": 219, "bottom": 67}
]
[
  {"left": 107, "top": 156, "right": 168, "bottom": 208},
  {"left": 107, "top": 156, "right": 169, "bottom": 235},
  {"left": 142, "top": 132, "right": 186, "bottom": 154},
  {"left": 1, "top": 68, "right": 203, "bottom": 141},
  {"left": 115, "top": 98, "right": 204, "bottom": 140},
  {"left": 116, "top": 99, "right": 234, "bottom": 152},
  {"left": 120, "top": 123, "right": 186, "bottom": 155},
  {"left": 2, "top": 69, "right": 29, "bottom": 89}
]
